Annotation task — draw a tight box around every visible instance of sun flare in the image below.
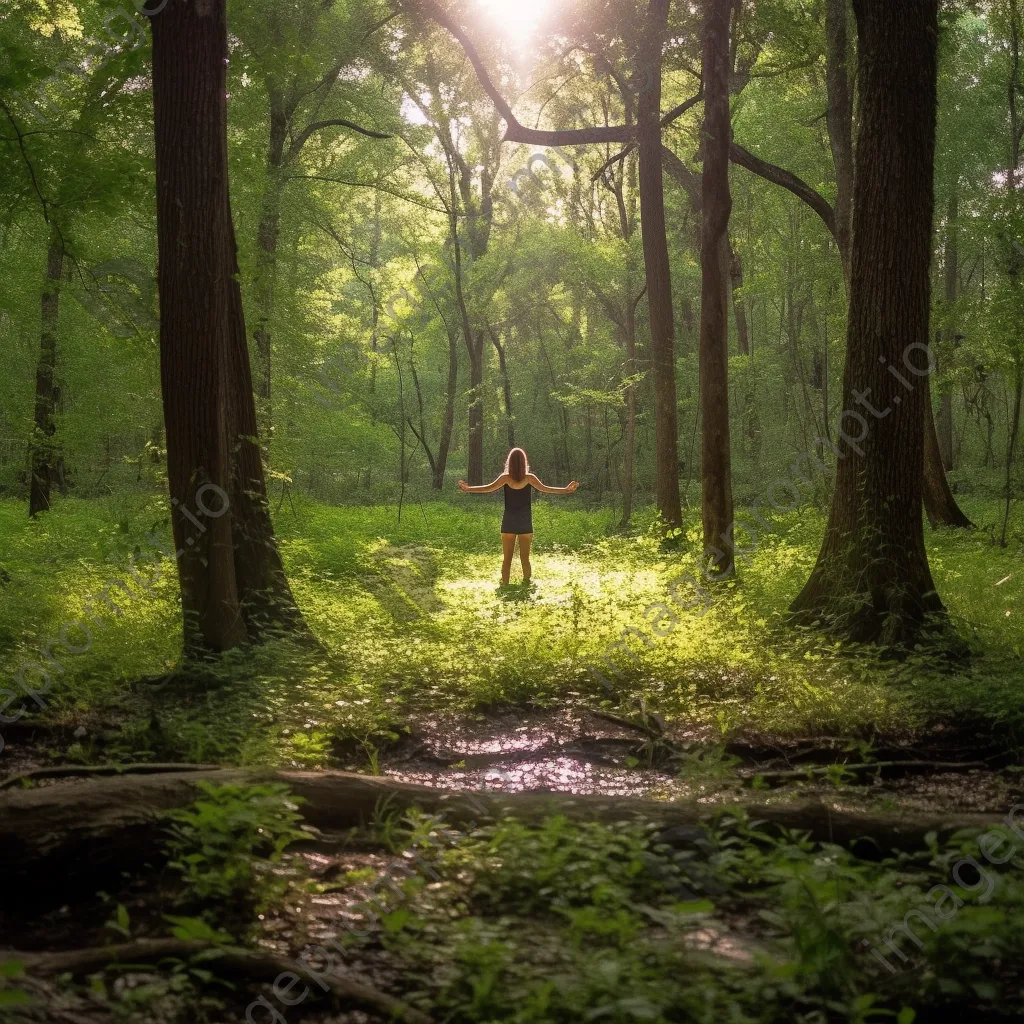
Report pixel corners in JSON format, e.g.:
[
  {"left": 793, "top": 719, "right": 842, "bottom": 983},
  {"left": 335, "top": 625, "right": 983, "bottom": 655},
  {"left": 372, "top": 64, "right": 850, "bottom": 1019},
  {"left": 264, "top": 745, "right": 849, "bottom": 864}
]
[{"left": 476, "top": 0, "right": 551, "bottom": 44}]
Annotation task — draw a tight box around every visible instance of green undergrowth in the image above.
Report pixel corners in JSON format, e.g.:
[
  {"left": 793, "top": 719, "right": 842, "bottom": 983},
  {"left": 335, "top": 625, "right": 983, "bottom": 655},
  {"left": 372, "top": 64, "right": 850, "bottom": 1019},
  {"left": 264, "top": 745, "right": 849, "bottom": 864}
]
[
  {"left": 0, "top": 494, "right": 1021, "bottom": 767},
  {"left": 343, "top": 807, "right": 1024, "bottom": 1022},
  {"left": 86, "top": 782, "right": 1024, "bottom": 1024}
]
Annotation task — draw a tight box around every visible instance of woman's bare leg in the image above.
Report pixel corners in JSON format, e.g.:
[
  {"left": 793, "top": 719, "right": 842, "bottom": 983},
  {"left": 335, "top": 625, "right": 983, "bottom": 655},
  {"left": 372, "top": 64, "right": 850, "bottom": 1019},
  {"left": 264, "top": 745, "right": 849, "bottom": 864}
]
[
  {"left": 518, "top": 533, "right": 533, "bottom": 583},
  {"left": 500, "top": 533, "right": 516, "bottom": 584}
]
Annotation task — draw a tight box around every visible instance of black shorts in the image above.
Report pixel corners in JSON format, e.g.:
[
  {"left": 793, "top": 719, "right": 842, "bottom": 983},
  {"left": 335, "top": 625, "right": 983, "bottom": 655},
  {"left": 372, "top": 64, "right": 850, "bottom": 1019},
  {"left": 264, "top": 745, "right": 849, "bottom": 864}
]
[{"left": 500, "top": 511, "right": 533, "bottom": 535}]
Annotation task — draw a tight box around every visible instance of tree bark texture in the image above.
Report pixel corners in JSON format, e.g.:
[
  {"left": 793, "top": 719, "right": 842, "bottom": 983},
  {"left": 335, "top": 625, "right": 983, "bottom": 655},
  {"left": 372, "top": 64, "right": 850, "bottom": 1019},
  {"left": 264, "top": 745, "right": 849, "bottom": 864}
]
[
  {"left": 790, "top": 0, "right": 945, "bottom": 644},
  {"left": 637, "top": 0, "right": 682, "bottom": 528},
  {"left": 150, "top": 0, "right": 309, "bottom": 653}
]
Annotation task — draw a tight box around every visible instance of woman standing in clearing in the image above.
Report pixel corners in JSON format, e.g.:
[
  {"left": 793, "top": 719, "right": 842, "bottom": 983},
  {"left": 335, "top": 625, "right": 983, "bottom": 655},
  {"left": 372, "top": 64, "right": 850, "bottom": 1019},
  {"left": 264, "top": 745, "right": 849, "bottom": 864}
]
[{"left": 459, "top": 448, "right": 578, "bottom": 585}]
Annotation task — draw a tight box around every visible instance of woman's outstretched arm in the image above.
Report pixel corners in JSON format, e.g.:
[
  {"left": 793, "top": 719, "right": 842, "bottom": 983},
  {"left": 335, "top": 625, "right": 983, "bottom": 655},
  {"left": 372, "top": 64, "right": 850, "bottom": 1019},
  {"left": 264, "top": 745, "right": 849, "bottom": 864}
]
[
  {"left": 526, "top": 474, "right": 579, "bottom": 495},
  {"left": 458, "top": 474, "right": 509, "bottom": 494}
]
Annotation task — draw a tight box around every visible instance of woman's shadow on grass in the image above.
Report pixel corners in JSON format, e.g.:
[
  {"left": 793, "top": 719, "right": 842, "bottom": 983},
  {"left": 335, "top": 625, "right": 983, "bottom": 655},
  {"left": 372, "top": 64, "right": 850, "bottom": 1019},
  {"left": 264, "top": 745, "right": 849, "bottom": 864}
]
[{"left": 497, "top": 581, "right": 536, "bottom": 603}]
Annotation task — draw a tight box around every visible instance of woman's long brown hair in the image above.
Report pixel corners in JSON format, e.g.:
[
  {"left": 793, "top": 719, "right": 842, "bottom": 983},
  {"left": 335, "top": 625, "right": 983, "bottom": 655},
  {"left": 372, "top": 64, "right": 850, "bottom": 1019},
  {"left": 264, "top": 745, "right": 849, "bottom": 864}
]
[{"left": 505, "top": 448, "right": 529, "bottom": 483}]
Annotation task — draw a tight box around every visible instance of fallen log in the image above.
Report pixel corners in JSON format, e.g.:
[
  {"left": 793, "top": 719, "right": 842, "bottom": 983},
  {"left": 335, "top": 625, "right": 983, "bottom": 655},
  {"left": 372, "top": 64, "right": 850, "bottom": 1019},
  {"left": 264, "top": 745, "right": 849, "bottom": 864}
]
[
  {"left": 0, "top": 768, "right": 1005, "bottom": 904},
  {"left": 7, "top": 939, "right": 432, "bottom": 1024},
  {"left": 0, "top": 762, "right": 220, "bottom": 790},
  {"left": 741, "top": 760, "right": 988, "bottom": 786}
]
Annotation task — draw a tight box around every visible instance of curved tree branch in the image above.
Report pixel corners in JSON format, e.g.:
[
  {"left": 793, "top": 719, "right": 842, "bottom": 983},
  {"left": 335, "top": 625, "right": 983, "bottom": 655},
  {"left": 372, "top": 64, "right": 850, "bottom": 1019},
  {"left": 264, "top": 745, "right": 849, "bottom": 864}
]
[
  {"left": 286, "top": 118, "right": 392, "bottom": 162},
  {"left": 728, "top": 142, "right": 838, "bottom": 242},
  {"left": 405, "top": 0, "right": 633, "bottom": 146}
]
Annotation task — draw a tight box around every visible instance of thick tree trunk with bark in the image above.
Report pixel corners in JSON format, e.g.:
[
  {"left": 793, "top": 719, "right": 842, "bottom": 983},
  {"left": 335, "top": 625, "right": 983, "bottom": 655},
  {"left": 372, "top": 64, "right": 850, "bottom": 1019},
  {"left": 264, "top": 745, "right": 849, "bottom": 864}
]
[
  {"left": 637, "top": 0, "right": 682, "bottom": 528},
  {"left": 920, "top": 187, "right": 973, "bottom": 528},
  {"left": 700, "top": 0, "right": 735, "bottom": 576},
  {"left": 150, "top": 0, "right": 310, "bottom": 654},
  {"left": 790, "top": 0, "right": 945, "bottom": 644},
  {"left": 28, "top": 230, "right": 64, "bottom": 518}
]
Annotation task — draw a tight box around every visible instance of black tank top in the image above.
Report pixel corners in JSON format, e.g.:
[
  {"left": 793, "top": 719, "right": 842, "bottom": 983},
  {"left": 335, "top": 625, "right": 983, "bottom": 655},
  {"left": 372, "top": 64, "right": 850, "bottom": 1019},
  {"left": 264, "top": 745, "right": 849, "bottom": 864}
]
[{"left": 501, "top": 483, "right": 533, "bottom": 534}]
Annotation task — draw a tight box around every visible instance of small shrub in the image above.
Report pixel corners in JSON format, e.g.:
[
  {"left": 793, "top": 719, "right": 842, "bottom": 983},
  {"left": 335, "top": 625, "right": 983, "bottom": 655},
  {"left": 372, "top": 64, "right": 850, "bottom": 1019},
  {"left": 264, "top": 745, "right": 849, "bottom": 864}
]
[{"left": 164, "top": 781, "right": 306, "bottom": 915}]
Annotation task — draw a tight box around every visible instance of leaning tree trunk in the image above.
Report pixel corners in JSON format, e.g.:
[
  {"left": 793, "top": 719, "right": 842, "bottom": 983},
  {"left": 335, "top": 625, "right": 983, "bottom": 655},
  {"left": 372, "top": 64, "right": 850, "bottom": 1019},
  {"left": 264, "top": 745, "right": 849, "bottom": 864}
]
[
  {"left": 790, "top": 0, "right": 945, "bottom": 645},
  {"left": 700, "top": 0, "right": 736, "bottom": 576},
  {"left": 637, "top": 0, "right": 682, "bottom": 529},
  {"left": 150, "top": 0, "right": 310, "bottom": 654},
  {"left": 28, "top": 228, "right": 64, "bottom": 518}
]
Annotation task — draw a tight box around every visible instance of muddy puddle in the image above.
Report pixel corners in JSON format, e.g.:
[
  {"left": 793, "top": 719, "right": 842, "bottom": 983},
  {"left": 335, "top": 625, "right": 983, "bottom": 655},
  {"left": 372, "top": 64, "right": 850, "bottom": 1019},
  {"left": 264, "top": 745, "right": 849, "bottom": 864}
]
[{"left": 372, "top": 707, "right": 1022, "bottom": 814}]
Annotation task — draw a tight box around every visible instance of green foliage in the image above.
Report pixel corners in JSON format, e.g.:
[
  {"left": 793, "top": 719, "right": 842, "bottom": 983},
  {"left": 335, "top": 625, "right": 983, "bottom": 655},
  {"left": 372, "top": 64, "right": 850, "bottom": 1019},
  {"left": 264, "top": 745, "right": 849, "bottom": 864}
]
[
  {"left": 438, "top": 815, "right": 685, "bottom": 915},
  {"left": 164, "top": 782, "right": 306, "bottom": 913}
]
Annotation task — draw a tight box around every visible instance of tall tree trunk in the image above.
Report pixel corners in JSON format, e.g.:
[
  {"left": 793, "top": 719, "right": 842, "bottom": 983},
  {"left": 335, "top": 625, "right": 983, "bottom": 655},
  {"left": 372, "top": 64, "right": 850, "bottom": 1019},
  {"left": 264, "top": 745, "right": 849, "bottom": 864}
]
[
  {"left": 620, "top": 312, "right": 637, "bottom": 528},
  {"left": 1002, "top": 359, "right": 1023, "bottom": 548},
  {"left": 826, "top": 0, "right": 968, "bottom": 531},
  {"left": 790, "top": 0, "right": 944, "bottom": 645},
  {"left": 432, "top": 328, "right": 459, "bottom": 489},
  {"left": 29, "top": 228, "right": 64, "bottom": 518},
  {"left": 700, "top": 0, "right": 736, "bottom": 576},
  {"left": 825, "top": 0, "right": 855, "bottom": 287},
  {"left": 467, "top": 332, "right": 485, "bottom": 483},
  {"left": 637, "top": 0, "right": 682, "bottom": 528},
  {"left": 150, "top": 0, "right": 310, "bottom": 655},
  {"left": 923, "top": 372, "right": 973, "bottom": 529},
  {"left": 729, "top": 238, "right": 750, "bottom": 356},
  {"left": 921, "top": 194, "right": 972, "bottom": 531},
  {"left": 1001, "top": 0, "right": 1023, "bottom": 549},
  {"left": 251, "top": 90, "right": 287, "bottom": 437},
  {"left": 490, "top": 326, "right": 515, "bottom": 449}
]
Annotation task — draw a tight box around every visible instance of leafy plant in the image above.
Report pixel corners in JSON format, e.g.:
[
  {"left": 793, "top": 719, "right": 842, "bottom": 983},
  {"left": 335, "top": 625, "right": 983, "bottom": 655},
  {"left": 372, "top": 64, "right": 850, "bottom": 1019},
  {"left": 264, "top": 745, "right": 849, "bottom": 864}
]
[{"left": 164, "top": 782, "right": 306, "bottom": 915}]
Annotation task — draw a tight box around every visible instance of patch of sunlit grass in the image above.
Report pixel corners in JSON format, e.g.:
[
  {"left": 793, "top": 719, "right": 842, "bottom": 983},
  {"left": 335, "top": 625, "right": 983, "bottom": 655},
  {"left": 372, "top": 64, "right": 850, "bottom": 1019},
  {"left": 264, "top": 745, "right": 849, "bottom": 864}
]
[{"left": 1, "top": 493, "right": 1022, "bottom": 759}]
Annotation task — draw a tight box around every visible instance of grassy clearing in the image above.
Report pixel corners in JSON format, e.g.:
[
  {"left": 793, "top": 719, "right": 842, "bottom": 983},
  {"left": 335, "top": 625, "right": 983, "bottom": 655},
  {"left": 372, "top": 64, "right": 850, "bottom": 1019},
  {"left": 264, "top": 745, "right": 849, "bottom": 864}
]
[{"left": 0, "top": 494, "right": 1021, "bottom": 767}]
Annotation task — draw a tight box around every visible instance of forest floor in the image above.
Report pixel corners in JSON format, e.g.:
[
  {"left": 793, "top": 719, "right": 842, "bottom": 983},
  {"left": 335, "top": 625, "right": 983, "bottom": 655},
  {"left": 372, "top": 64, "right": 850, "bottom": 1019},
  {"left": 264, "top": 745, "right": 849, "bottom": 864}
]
[{"left": 1, "top": 494, "right": 1023, "bottom": 1022}]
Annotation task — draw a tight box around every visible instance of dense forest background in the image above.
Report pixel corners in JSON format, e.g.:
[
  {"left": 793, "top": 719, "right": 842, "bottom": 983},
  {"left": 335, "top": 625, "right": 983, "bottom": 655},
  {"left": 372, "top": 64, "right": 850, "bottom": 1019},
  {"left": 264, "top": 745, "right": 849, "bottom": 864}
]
[
  {"left": 3, "top": 3, "right": 1024, "bottom": 1022},
  {"left": 0, "top": 0, "right": 1017, "bottom": 527}
]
